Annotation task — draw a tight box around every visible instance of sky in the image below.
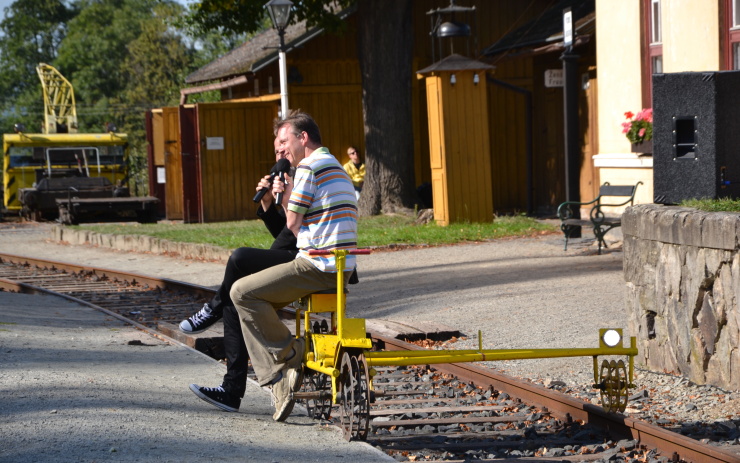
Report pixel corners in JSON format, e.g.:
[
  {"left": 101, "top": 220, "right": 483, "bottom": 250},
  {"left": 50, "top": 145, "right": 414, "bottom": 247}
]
[
  {"left": 0, "top": 0, "right": 12, "bottom": 15},
  {"left": 0, "top": 0, "right": 193, "bottom": 17}
]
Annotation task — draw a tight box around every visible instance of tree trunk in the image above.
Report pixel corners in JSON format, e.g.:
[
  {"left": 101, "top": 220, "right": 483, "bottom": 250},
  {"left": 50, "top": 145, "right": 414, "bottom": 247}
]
[{"left": 356, "top": 0, "right": 416, "bottom": 216}]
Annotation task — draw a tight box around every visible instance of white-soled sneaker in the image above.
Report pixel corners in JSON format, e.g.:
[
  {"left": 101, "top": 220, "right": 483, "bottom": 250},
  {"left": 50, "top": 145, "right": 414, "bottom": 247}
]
[
  {"left": 189, "top": 383, "right": 240, "bottom": 412},
  {"left": 179, "top": 303, "right": 218, "bottom": 334}
]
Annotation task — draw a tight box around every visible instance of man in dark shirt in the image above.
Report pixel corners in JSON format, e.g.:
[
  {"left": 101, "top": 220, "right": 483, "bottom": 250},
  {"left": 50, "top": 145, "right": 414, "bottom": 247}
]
[{"left": 184, "top": 141, "right": 298, "bottom": 412}]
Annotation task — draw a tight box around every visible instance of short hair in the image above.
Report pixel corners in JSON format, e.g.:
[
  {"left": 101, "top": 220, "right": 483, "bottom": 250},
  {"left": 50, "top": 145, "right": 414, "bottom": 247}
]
[{"left": 274, "top": 110, "right": 322, "bottom": 145}]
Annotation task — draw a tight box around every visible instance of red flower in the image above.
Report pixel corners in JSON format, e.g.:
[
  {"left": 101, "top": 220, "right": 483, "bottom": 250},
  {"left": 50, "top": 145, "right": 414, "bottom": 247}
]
[{"left": 622, "top": 108, "right": 653, "bottom": 144}]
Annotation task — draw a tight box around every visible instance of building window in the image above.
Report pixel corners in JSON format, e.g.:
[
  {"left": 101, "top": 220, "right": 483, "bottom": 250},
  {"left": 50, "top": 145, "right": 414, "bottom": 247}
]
[
  {"left": 724, "top": 0, "right": 740, "bottom": 69},
  {"left": 650, "top": 0, "right": 661, "bottom": 44},
  {"left": 732, "top": 0, "right": 740, "bottom": 69},
  {"left": 643, "top": 0, "right": 663, "bottom": 106}
]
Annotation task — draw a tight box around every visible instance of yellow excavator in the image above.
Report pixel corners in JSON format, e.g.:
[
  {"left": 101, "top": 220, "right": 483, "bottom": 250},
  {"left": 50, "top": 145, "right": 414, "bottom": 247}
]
[{"left": 2, "top": 63, "right": 157, "bottom": 223}]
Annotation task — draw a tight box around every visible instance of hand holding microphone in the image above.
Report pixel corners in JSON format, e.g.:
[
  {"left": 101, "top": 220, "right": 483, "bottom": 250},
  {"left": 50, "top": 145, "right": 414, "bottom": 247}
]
[
  {"left": 252, "top": 158, "right": 291, "bottom": 203},
  {"left": 275, "top": 170, "right": 287, "bottom": 206}
]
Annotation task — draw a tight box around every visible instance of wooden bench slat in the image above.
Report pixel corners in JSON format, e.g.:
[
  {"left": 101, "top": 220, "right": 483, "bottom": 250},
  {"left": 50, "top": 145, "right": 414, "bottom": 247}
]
[
  {"left": 599, "top": 185, "right": 636, "bottom": 197},
  {"left": 557, "top": 182, "right": 641, "bottom": 254}
]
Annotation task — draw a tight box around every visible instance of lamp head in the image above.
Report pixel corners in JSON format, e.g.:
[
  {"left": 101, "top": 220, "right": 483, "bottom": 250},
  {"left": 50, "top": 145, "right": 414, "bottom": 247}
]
[
  {"left": 265, "top": 0, "right": 293, "bottom": 30},
  {"left": 437, "top": 20, "right": 471, "bottom": 38}
]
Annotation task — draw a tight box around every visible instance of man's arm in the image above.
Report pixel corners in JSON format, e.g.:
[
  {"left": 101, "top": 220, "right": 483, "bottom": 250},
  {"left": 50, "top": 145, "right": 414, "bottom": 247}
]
[
  {"left": 286, "top": 210, "right": 304, "bottom": 237},
  {"left": 257, "top": 203, "right": 286, "bottom": 238},
  {"left": 255, "top": 174, "right": 286, "bottom": 238}
]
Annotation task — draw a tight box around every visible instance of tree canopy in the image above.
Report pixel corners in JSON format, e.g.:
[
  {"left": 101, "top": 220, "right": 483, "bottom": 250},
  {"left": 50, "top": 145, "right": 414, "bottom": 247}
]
[
  {"left": 0, "top": 0, "right": 245, "bottom": 193},
  {"left": 0, "top": 0, "right": 77, "bottom": 131},
  {"left": 0, "top": 0, "right": 419, "bottom": 212},
  {"left": 181, "top": 0, "right": 418, "bottom": 216}
]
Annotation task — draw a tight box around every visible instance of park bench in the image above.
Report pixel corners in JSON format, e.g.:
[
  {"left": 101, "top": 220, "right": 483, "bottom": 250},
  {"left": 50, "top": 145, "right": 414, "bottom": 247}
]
[{"left": 557, "top": 182, "right": 642, "bottom": 254}]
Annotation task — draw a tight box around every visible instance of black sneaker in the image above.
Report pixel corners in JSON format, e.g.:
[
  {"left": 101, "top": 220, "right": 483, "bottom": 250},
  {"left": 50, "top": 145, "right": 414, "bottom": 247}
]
[
  {"left": 189, "top": 384, "right": 240, "bottom": 412},
  {"left": 179, "top": 303, "right": 218, "bottom": 334}
]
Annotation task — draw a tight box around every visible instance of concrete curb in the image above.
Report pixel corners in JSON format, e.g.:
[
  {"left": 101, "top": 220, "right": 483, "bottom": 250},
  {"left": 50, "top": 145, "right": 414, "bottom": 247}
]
[{"left": 51, "top": 224, "right": 232, "bottom": 263}]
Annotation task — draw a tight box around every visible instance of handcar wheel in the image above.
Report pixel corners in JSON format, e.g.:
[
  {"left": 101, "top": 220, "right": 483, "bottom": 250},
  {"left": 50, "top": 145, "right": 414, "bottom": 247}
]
[
  {"left": 301, "top": 369, "right": 333, "bottom": 420},
  {"left": 599, "top": 359, "right": 629, "bottom": 413},
  {"left": 611, "top": 360, "right": 629, "bottom": 413},
  {"left": 338, "top": 351, "right": 370, "bottom": 441}
]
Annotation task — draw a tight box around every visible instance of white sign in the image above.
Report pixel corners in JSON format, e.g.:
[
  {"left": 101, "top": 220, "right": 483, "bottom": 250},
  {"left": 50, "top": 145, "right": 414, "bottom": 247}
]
[
  {"left": 545, "top": 69, "right": 564, "bottom": 88},
  {"left": 563, "top": 7, "right": 573, "bottom": 48},
  {"left": 206, "top": 137, "right": 225, "bottom": 150},
  {"left": 157, "top": 167, "right": 166, "bottom": 184}
]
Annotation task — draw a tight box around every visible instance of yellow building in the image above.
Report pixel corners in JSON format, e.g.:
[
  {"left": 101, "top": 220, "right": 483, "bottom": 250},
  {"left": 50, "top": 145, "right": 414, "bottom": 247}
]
[{"left": 594, "top": 0, "right": 740, "bottom": 209}]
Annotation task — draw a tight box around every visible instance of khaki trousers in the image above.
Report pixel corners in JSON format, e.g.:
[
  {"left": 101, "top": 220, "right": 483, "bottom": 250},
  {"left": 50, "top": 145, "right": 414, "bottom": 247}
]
[{"left": 230, "top": 257, "right": 349, "bottom": 386}]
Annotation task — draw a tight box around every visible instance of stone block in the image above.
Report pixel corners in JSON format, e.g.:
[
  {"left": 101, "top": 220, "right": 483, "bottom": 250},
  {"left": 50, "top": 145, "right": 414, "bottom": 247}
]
[
  {"left": 677, "top": 210, "right": 705, "bottom": 247},
  {"left": 688, "top": 329, "right": 707, "bottom": 385},
  {"left": 636, "top": 205, "right": 660, "bottom": 241},
  {"left": 101, "top": 233, "right": 113, "bottom": 249},
  {"left": 701, "top": 212, "right": 740, "bottom": 250},
  {"left": 51, "top": 225, "right": 62, "bottom": 242},
  {"left": 731, "top": 350, "right": 740, "bottom": 390},
  {"left": 656, "top": 244, "right": 681, "bottom": 305},
  {"left": 152, "top": 237, "right": 164, "bottom": 255},
  {"left": 696, "top": 292, "right": 718, "bottom": 357},
  {"left": 621, "top": 206, "right": 639, "bottom": 237},
  {"left": 667, "top": 208, "right": 692, "bottom": 246},
  {"left": 654, "top": 208, "right": 678, "bottom": 244},
  {"left": 706, "top": 326, "right": 734, "bottom": 387},
  {"left": 75, "top": 230, "right": 89, "bottom": 245},
  {"left": 113, "top": 234, "right": 126, "bottom": 250}
]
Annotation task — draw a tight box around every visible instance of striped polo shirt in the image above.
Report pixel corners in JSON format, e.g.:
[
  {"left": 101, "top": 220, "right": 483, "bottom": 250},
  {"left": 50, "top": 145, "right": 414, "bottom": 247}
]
[{"left": 287, "top": 147, "right": 358, "bottom": 272}]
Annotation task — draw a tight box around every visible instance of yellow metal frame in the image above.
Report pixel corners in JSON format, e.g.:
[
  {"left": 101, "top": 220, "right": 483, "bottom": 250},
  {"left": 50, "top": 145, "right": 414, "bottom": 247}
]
[
  {"left": 2, "top": 132, "right": 129, "bottom": 212},
  {"left": 296, "top": 250, "right": 638, "bottom": 407},
  {"left": 36, "top": 63, "right": 78, "bottom": 134}
]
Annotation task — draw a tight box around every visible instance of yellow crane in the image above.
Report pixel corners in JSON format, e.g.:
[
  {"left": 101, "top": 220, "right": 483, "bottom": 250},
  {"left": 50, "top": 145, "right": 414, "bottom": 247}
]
[
  {"left": 36, "top": 63, "right": 78, "bottom": 134},
  {"left": 1, "top": 64, "right": 160, "bottom": 223}
]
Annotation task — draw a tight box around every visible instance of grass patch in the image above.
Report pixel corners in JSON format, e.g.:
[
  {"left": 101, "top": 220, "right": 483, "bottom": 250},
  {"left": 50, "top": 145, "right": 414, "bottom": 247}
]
[
  {"left": 77, "top": 214, "right": 556, "bottom": 249},
  {"left": 680, "top": 197, "right": 740, "bottom": 212}
]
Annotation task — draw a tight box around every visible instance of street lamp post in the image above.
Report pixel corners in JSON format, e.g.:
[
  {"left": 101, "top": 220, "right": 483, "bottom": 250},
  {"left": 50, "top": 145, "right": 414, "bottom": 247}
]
[{"left": 265, "top": 0, "right": 293, "bottom": 119}]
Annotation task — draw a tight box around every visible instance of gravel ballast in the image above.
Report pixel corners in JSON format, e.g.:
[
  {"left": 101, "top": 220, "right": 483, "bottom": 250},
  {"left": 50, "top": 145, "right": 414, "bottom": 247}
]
[{"left": 1, "top": 220, "right": 739, "bottom": 460}]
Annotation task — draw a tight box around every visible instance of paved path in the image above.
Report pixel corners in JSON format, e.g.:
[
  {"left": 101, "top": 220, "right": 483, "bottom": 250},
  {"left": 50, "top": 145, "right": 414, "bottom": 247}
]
[
  {"left": 0, "top": 221, "right": 628, "bottom": 383},
  {"left": 0, "top": 220, "right": 628, "bottom": 461},
  {"left": 0, "top": 223, "right": 393, "bottom": 462}
]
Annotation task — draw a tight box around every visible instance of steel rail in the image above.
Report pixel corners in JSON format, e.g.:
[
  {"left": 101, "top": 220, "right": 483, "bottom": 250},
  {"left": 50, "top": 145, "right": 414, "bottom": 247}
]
[
  {"left": 0, "top": 276, "right": 218, "bottom": 367},
  {"left": 377, "top": 336, "right": 740, "bottom": 463},
  {"left": 0, "top": 252, "right": 216, "bottom": 299},
  {"left": 0, "top": 252, "right": 737, "bottom": 463}
]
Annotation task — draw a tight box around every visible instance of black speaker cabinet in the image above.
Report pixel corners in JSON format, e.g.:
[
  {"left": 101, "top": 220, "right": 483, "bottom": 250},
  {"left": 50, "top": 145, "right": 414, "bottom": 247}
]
[{"left": 652, "top": 71, "right": 740, "bottom": 204}]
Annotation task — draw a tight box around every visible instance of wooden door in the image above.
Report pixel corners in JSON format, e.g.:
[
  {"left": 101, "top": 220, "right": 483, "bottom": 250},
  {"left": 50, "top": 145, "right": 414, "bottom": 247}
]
[
  {"left": 579, "top": 66, "right": 600, "bottom": 202},
  {"left": 179, "top": 105, "right": 202, "bottom": 223},
  {"left": 162, "top": 107, "right": 183, "bottom": 220}
]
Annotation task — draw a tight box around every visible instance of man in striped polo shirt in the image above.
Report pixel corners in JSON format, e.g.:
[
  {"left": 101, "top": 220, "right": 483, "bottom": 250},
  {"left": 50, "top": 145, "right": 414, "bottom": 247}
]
[{"left": 230, "top": 110, "right": 358, "bottom": 422}]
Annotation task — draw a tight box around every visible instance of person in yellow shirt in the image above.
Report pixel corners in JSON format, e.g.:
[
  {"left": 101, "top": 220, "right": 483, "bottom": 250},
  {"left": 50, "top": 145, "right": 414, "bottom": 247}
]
[{"left": 343, "top": 145, "right": 365, "bottom": 199}]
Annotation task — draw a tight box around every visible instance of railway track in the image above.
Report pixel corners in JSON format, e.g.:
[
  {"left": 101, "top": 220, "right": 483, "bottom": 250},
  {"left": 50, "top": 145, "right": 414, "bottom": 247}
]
[{"left": 0, "top": 251, "right": 738, "bottom": 463}]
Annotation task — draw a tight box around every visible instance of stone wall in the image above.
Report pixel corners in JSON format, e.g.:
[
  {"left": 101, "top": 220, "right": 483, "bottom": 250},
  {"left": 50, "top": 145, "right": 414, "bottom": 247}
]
[{"left": 622, "top": 204, "right": 740, "bottom": 390}]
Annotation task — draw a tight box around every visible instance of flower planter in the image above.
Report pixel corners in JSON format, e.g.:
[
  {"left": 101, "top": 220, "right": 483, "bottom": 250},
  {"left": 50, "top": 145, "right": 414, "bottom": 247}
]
[{"left": 631, "top": 139, "right": 653, "bottom": 154}]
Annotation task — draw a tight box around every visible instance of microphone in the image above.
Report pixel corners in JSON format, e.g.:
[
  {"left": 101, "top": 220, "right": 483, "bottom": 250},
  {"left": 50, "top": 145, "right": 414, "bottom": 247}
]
[
  {"left": 253, "top": 158, "right": 291, "bottom": 203},
  {"left": 275, "top": 171, "right": 286, "bottom": 205}
]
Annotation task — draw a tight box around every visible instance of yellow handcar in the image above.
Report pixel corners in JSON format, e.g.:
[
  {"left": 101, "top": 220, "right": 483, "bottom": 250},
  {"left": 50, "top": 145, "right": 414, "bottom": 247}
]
[{"left": 294, "top": 249, "right": 638, "bottom": 441}]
